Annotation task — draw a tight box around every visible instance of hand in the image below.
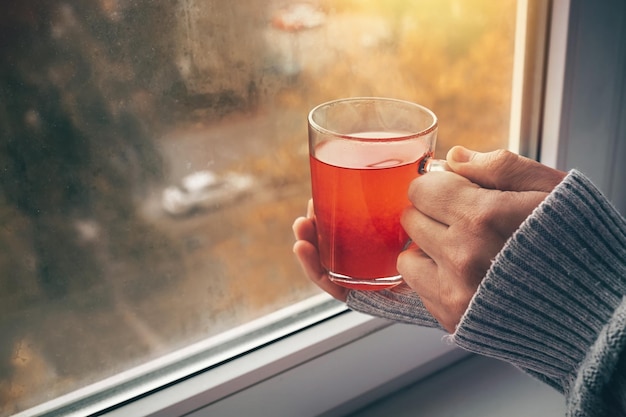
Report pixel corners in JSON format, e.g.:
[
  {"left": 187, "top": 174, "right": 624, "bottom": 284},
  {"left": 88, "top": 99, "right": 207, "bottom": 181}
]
[
  {"left": 398, "top": 147, "right": 566, "bottom": 332},
  {"left": 292, "top": 199, "right": 350, "bottom": 302}
]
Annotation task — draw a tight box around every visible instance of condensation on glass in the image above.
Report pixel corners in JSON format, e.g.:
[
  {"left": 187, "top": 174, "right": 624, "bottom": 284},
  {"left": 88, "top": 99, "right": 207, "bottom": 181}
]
[{"left": 0, "top": 0, "right": 521, "bottom": 414}]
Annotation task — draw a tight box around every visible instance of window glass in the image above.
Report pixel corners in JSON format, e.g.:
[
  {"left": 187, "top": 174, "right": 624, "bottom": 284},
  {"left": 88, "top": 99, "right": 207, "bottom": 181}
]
[{"left": 0, "top": 0, "right": 518, "bottom": 414}]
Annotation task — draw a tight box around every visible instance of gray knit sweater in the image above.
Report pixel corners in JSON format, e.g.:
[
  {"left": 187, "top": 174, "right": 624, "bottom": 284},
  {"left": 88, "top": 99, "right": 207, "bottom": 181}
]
[{"left": 346, "top": 170, "right": 626, "bottom": 417}]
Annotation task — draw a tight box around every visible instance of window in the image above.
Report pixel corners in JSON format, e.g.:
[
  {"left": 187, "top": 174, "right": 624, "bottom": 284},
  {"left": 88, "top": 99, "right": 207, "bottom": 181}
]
[{"left": 0, "top": 1, "right": 560, "bottom": 416}]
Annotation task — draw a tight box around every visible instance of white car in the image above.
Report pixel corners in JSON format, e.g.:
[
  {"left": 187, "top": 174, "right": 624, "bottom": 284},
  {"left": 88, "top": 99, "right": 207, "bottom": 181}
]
[{"left": 162, "top": 170, "right": 254, "bottom": 216}]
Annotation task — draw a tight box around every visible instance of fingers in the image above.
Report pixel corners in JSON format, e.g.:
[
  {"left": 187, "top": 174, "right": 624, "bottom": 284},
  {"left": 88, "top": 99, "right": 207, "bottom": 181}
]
[
  {"left": 405, "top": 174, "right": 548, "bottom": 261},
  {"left": 401, "top": 204, "right": 448, "bottom": 261},
  {"left": 397, "top": 247, "right": 438, "bottom": 289},
  {"left": 293, "top": 239, "right": 349, "bottom": 301},
  {"left": 406, "top": 171, "right": 482, "bottom": 227},
  {"left": 293, "top": 199, "right": 318, "bottom": 246},
  {"left": 409, "top": 147, "right": 565, "bottom": 228},
  {"left": 446, "top": 146, "right": 566, "bottom": 192},
  {"left": 400, "top": 168, "right": 551, "bottom": 332},
  {"left": 292, "top": 216, "right": 316, "bottom": 244},
  {"left": 399, "top": 148, "right": 567, "bottom": 333},
  {"left": 396, "top": 248, "right": 459, "bottom": 333},
  {"left": 292, "top": 203, "right": 349, "bottom": 302}
]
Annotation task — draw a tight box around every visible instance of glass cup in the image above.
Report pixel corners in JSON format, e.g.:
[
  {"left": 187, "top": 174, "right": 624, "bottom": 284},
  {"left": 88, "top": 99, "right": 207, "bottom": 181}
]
[{"left": 308, "top": 97, "right": 443, "bottom": 291}]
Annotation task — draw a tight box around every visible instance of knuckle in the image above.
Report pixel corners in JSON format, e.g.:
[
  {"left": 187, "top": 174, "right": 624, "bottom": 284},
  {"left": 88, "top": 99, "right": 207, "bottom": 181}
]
[
  {"left": 451, "top": 246, "right": 478, "bottom": 278},
  {"left": 488, "top": 149, "right": 518, "bottom": 172},
  {"left": 472, "top": 203, "right": 500, "bottom": 231},
  {"left": 460, "top": 193, "right": 501, "bottom": 232},
  {"left": 447, "top": 232, "right": 491, "bottom": 280}
]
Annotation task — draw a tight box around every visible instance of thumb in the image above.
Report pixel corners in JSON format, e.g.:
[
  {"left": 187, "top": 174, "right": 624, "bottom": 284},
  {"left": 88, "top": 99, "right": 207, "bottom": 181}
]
[{"left": 445, "top": 146, "right": 566, "bottom": 192}]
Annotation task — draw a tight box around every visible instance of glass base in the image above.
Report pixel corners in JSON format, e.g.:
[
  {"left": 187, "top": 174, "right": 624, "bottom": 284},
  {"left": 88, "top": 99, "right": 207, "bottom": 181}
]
[{"left": 328, "top": 271, "right": 403, "bottom": 291}]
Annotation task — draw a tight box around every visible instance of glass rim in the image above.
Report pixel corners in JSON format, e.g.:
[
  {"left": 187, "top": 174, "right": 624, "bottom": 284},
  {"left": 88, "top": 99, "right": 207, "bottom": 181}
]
[{"left": 307, "top": 97, "right": 438, "bottom": 141}]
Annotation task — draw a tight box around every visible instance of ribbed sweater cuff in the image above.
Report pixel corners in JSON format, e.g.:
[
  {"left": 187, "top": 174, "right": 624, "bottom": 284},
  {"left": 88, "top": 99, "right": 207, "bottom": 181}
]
[
  {"left": 453, "top": 170, "right": 626, "bottom": 393},
  {"left": 347, "top": 283, "right": 442, "bottom": 329}
]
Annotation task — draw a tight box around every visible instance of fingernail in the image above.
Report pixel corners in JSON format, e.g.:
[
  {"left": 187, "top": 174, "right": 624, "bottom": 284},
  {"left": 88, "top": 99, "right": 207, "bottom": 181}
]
[{"left": 449, "top": 146, "right": 474, "bottom": 163}]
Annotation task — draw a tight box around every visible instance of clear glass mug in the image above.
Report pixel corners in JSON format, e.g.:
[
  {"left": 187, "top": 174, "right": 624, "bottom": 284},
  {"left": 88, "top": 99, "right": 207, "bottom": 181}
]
[{"left": 308, "top": 97, "right": 446, "bottom": 291}]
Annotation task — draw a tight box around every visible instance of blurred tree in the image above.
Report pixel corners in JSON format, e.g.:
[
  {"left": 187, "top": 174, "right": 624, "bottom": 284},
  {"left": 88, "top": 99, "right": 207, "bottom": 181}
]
[
  {"left": 0, "top": 0, "right": 183, "bottom": 385},
  {"left": 0, "top": 0, "right": 173, "bottom": 298}
]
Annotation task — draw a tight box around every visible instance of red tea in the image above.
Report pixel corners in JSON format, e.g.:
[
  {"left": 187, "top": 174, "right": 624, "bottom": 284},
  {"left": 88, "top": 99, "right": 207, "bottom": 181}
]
[{"left": 310, "top": 135, "right": 430, "bottom": 290}]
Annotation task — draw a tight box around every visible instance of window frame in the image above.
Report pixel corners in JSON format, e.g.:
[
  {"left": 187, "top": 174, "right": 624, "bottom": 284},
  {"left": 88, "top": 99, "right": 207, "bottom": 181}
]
[
  {"left": 100, "top": 306, "right": 465, "bottom": 417},
  {"left": 541, "top": 0, "right": 626, "bottom": 215},
  {"left": 20, "top": 0, "right": 626, "bottom": 415},
  {"left": 16, "top": 295, "right": 466, "bottom": 417}
]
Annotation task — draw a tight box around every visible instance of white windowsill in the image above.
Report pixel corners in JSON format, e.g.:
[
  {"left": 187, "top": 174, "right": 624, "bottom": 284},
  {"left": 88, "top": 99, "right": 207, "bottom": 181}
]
[
  {"left": 100, "top": 302, "right": 466, "bottom": 417},
  {"left": 19, "top": 294, "right": 464, "bottom": 417}
]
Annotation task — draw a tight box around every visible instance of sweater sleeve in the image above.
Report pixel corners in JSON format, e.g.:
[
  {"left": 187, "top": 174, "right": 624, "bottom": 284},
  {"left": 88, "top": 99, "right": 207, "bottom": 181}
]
[
  {"left": 346, "top": 282, "right": 442, "bottom": 329},
  {"left": 452, "top": 170, "right": 626, "bottom": 417}
]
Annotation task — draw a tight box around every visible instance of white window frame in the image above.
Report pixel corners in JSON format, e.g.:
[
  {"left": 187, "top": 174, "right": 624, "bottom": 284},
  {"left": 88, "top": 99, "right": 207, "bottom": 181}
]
[
  {"left": 19, "top": 0, "right": 626, "bottom": 415},
  {"left": 541, "top": 0, "right": 626, "bottom": 215}
]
